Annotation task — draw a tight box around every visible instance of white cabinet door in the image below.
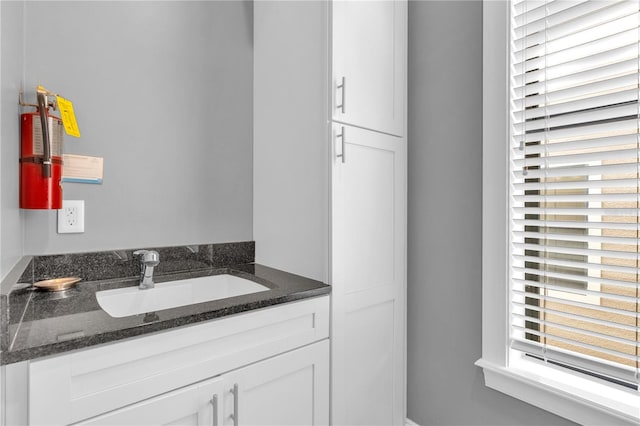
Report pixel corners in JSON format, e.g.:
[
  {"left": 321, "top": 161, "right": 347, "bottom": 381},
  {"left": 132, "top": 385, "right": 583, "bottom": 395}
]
[
  {"left": 331, "top": 123, "right": 406, "bottom": 426},
  {"left": 332, "top": 0, "right": 407, "bottom": 137},
  {"left": 78, "top": 377, "right": 223, "bottom": 426},
  {"left": 222, "top": 340, "right": 329, "bottom": 426}
]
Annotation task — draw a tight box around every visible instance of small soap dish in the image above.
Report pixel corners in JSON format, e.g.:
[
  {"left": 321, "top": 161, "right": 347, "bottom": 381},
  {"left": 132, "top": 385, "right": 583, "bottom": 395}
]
[{"left": 33, "top": 277, "right": 82, "bottom": 292}]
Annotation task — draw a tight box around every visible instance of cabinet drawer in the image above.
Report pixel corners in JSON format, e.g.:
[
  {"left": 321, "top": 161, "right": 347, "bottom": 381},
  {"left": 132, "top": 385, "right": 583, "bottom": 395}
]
[{"left": 28, "top": 296, "right": 329, "bottom": 425}]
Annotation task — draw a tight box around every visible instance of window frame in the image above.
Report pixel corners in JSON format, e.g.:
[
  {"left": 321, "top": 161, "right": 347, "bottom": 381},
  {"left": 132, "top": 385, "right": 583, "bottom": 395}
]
[{"left": 476, "top": 2, "right": 640, "bottom": 425}]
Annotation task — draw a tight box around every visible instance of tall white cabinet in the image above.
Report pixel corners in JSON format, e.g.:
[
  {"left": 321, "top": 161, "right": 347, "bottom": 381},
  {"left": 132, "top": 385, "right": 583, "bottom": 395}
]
[{"left": 253, "top": 1, "right": 407, "bottom": 425}]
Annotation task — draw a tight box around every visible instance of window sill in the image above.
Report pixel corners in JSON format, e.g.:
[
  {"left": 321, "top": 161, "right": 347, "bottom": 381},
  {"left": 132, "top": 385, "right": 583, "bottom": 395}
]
[{"left": 475, "top": 358, "right": 640, "bottom": 426}]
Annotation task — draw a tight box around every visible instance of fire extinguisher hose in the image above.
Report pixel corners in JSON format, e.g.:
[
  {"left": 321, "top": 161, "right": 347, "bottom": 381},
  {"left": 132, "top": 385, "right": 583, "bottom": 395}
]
[{"left": 36, "top": 92, "right": 52, "bottom": 178}]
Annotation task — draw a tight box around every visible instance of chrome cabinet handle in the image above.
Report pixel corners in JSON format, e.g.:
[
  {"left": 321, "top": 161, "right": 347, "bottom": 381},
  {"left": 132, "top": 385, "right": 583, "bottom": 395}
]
[
  {"left": 210, "top": 394, "right": 218, "bottom": 426},
  {"left": 337, "top": 76, "right": 346, "bottom": 113},
  {"left": 229, "top": 384, "right": 239, "bottom": 426},
  {"left": 336, "top": 126, "right": 346, "bottom": 163}
]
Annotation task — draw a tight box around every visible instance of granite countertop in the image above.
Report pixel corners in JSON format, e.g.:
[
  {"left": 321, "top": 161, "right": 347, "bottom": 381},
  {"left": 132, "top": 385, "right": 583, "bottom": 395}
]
[{"left": 0, "top": 243, "right": 330, "bottom": 365}]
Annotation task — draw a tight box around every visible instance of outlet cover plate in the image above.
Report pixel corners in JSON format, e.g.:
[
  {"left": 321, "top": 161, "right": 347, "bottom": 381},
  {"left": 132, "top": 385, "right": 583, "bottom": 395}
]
[{"left": 58, "top": 200, "right": 85, "bottom": 234}]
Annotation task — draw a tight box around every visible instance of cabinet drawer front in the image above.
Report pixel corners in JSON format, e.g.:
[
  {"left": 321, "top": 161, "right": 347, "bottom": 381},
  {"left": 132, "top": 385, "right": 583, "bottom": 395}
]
[{"left": 29, "top": 296, "right": 329, "bottom": 425}]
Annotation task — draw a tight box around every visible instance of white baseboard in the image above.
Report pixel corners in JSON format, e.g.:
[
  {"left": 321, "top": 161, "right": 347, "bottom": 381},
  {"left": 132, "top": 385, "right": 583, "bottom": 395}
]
[{"left": 406, "top": 418, "right": 420, "bottom": 426}]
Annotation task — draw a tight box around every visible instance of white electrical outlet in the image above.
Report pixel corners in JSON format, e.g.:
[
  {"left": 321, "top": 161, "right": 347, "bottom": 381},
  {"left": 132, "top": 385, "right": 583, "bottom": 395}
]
[{"left": 58, "top": 200, "right": 85, "bottom": 234}]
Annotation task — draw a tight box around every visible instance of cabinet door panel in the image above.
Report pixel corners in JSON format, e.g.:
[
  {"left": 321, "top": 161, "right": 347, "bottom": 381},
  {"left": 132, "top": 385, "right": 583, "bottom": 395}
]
[
  {"left": 223, "top": 340, "right": 329, "bottom": 426},
  {"left": 345, "top": 300, "right": 395, "bottom": 425},
  {"left": 339, "top": 140, "right": 395, "bottom": 293},
  {"left": 332, "top": 123, "right": 406, "bottom": 426},
  {"left": 332, "top": 0, "right": 407, "bottom": 136},
  {"left": 78, "top": 377, "right": 223, "bottom": 426}
]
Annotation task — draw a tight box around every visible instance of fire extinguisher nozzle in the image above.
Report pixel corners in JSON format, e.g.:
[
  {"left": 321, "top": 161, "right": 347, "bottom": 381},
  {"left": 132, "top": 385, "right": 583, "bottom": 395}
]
[{"left": 42, "top": 162, "right": 51, "bottom": 178}]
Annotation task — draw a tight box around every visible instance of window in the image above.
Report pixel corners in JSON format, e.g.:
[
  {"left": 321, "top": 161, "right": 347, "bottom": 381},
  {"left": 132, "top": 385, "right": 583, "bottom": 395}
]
[{"left": 478, "top": 1, "right": 640, "bottom": 424}]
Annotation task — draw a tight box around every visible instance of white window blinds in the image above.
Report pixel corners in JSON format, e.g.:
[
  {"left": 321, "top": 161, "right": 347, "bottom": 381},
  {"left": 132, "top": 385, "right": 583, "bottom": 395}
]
[{"left": 510, "top": 0, "right": 640, "bottom": 386}]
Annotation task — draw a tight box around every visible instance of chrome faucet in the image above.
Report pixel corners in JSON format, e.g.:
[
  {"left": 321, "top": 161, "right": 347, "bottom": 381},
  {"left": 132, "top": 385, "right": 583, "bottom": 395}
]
[{"left": 133, "top": 250, "right": 160, "bottom": 289}]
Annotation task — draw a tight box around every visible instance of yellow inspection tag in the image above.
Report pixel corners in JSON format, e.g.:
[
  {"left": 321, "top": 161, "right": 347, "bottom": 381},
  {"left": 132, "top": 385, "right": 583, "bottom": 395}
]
[{"left": 56, "top": 95, "right": 81, "bottom": 138}]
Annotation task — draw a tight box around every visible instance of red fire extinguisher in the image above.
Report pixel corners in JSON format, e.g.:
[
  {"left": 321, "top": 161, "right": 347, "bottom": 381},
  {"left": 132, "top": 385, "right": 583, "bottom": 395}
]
[{"left": 20, "top": 92, "right": 63, "bottom": 209}]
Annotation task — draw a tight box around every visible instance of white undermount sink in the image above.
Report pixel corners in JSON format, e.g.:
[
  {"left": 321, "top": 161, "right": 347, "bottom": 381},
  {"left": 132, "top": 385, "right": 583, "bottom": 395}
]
[{"left": 96, "top": 274, "right": 270, "bottom": 318}]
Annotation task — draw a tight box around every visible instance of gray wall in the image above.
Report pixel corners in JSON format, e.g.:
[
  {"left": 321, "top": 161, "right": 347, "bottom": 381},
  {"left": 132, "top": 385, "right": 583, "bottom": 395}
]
[
  {"left": 18, "top": 1, "right": 253, "bottom": 256},
  {"left": 253, "top": 1, "right": 328, "bottom": 283},
  {"left": 406, "top": 2, "right": 575, "bottom": 425},
  {"left": 1, "top": 1, "right": 26, "bottom": 279}
]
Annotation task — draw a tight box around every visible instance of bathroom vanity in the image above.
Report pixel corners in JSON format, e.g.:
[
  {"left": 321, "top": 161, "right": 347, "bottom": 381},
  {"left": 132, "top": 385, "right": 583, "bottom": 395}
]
[{"left": 0, "top": 244, "right": 330, "bottom": 425}]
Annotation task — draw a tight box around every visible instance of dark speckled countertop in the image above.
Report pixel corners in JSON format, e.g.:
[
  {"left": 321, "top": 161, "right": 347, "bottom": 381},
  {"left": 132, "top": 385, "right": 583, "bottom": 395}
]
[{"left": 0, "top": 242, "right": 330, "bottom": 365}]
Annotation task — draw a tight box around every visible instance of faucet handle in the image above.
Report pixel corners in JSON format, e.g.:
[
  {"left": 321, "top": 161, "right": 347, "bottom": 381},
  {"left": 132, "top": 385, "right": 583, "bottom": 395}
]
[{"left": 133, "top": 249, "right": 160, "bottom": 265}]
